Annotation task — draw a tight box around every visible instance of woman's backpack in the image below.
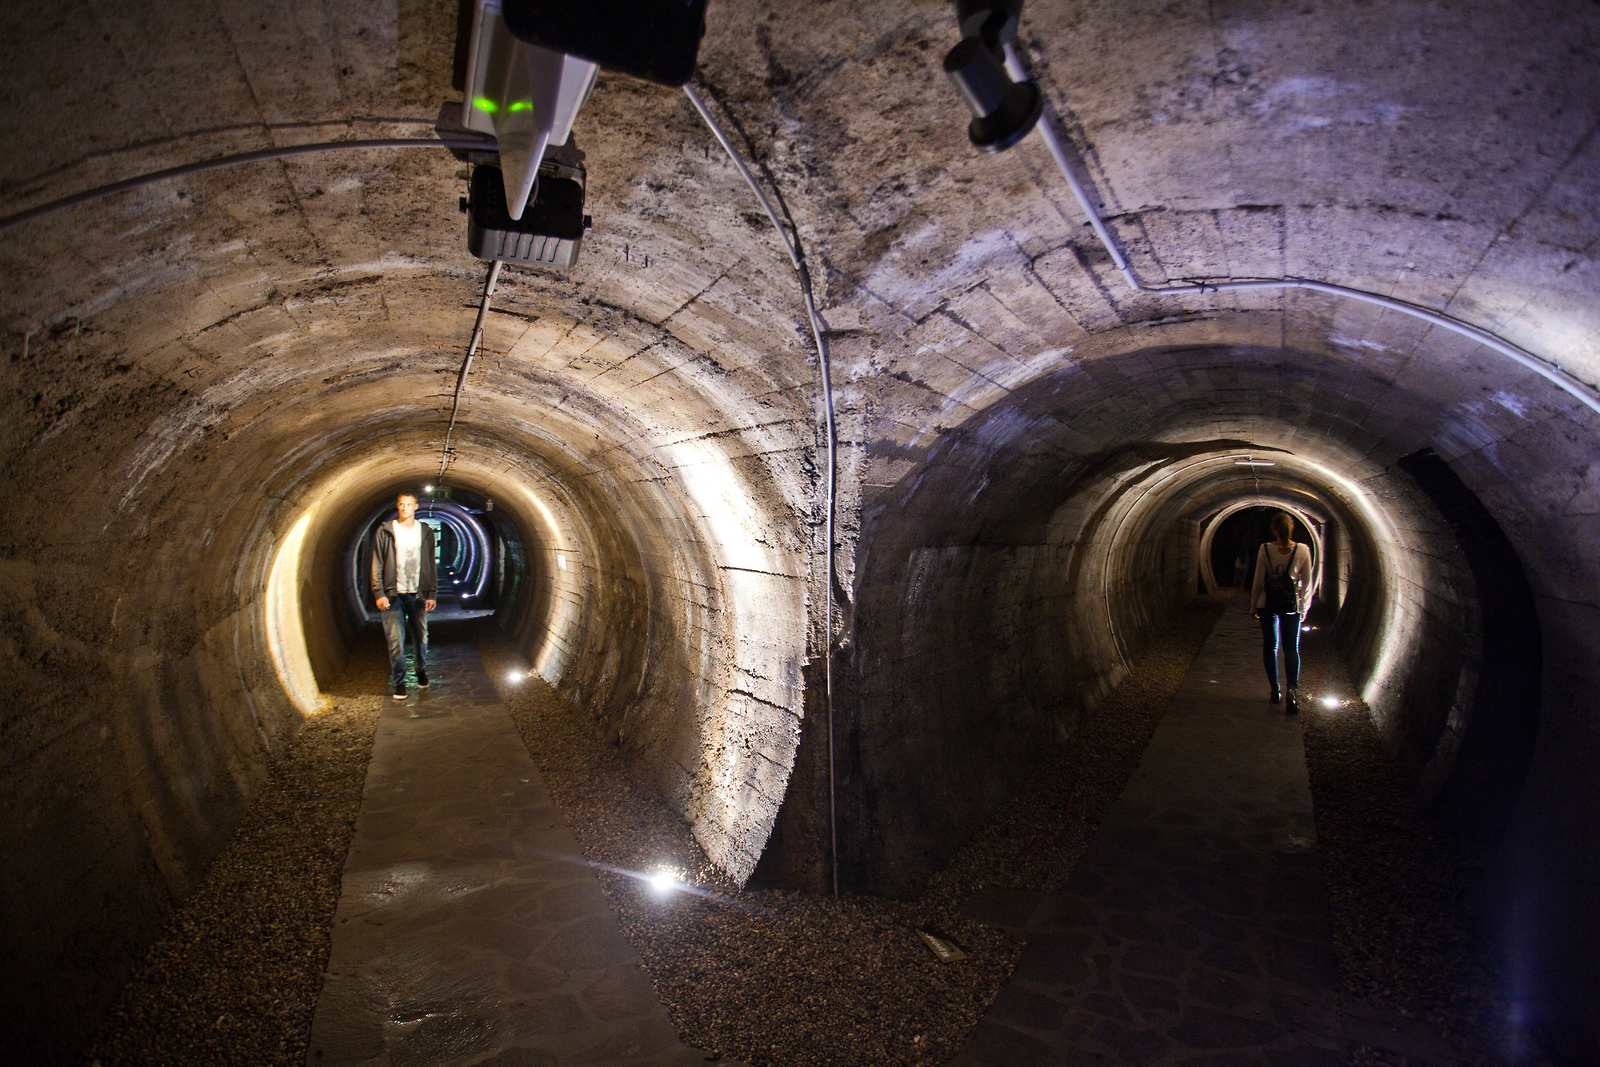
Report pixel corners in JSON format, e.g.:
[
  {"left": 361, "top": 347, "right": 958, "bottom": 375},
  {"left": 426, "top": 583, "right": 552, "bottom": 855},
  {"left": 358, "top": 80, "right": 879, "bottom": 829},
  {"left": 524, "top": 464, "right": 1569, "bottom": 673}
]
[{"left": 1263, "top": 546, "right": 1299, "bottom": 615}]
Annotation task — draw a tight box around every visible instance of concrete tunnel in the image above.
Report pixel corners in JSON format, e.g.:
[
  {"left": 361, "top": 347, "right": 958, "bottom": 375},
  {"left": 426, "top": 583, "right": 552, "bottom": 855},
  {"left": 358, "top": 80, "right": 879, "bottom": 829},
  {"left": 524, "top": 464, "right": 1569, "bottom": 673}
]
[{"left": 1, "top": 0, "right": 1596, "bottom": 1061}]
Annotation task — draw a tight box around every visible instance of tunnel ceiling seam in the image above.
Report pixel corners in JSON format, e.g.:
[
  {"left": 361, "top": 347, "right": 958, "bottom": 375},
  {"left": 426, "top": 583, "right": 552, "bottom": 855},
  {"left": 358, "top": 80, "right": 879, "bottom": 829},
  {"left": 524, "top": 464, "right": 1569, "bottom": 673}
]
[
  {"left": 1002, "top": 39, "right": 1600, "bottom": 420},
  {"left": 6, "top": 116, "right": 440, "bottom": 192},
  {"left": 0, "top": 138, "right": 498, "bottom": 232}
]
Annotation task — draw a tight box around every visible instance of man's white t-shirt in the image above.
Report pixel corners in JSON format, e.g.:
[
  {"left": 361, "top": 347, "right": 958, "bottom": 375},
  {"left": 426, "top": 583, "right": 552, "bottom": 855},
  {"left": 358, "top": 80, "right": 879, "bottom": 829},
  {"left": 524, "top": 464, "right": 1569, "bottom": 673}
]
[{"left": 394, "top": 520, "right": 423, "bottom": 594}]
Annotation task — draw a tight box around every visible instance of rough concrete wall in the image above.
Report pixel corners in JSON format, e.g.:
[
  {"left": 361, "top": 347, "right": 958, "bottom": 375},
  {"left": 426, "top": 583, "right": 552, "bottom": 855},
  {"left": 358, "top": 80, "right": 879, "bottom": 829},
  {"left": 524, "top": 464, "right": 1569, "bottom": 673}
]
[
  {"left": 0, "top": 410, "right": 311, "bottom": 1064},
  {"left": 7, "top": 0, "right": 1600, "bottom": 1057},
  {"left": 843, "top": 538, "right": 1087, "bottom": 894},
  {"left": 814, "top": 347, "right": 1502, "bottom": 901},
  {"left": 1446, "top": 425, "right": 1600, "bottom": 1057},
  {"left": 1344, "top": 467, "right": 1481, "bottom": 776}
]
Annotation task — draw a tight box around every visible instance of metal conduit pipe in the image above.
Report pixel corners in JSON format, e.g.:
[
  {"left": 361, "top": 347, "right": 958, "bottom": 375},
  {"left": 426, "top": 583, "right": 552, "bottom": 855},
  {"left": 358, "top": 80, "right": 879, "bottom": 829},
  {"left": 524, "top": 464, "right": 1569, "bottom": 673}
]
[
  {"left": 0, "top": 138, "right": 495, "bottom": 231},
  {"left": 683, "top": 83, "right": 842, "bottom": 898},
  {"left": 438, "top": 260, "right": 504, "bottom": 485},
  {"left": 1000, "top": 43, "right": 1600, "bottom": 419}
]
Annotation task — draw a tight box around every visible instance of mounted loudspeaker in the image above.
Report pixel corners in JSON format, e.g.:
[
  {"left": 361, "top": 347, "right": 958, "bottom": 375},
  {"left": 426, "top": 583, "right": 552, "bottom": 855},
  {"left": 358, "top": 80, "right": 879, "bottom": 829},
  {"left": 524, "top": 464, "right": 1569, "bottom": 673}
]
[{"left": 943, "top": 1, "right": 1041, "bottom": 153}]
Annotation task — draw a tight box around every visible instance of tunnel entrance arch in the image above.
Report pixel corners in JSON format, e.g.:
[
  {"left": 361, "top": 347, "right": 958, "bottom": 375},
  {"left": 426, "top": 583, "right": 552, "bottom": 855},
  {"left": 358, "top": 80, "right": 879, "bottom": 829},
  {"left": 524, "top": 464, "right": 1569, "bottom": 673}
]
[
  {"left": 1197, "top": 500, "right": 1324, "bottom": 599},
  {"left": 346, "top": 491, "right": 503, "bottom": 622}
]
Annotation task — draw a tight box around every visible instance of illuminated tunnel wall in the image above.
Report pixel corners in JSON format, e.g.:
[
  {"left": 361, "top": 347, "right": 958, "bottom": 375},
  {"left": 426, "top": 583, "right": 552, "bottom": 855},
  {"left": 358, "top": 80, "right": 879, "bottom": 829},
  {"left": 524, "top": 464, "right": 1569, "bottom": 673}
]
[{"left": 4, "top": 0, "right": 1600, "bottom": 1061}]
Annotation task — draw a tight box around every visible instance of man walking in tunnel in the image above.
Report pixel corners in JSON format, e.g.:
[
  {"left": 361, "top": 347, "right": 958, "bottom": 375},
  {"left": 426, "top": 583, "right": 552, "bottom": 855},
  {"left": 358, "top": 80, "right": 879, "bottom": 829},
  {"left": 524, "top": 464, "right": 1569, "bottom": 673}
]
[{"left": 371, "top": 491, "right": 437, "bottom": 699}]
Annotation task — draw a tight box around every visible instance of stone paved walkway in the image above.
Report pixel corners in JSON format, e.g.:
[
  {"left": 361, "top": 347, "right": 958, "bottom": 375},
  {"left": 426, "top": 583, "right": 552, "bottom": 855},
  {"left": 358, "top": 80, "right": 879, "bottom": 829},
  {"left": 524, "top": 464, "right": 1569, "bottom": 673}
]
[
  {"left": 307, "top": 635, "right": 728, "bottom": 1066},
  {"left": 952, "top": 598, "right": 1349, "bottom": 1066}
]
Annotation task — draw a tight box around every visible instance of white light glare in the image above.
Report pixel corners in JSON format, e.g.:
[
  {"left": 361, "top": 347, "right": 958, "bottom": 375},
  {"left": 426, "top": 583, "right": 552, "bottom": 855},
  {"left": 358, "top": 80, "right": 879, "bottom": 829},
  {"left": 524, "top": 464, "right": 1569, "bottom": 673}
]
[
  {"left": 424, "top": 484, "right": 433, "bottom": 491},
  {"left": 1322, "top": 696, "right": 1340, "bottom": 708},
  {"left": 649, "top": 871, "right": 678, "bottom": 896},
  {"left": 507, "top": 669, "right": 525, "bottom": 683}
]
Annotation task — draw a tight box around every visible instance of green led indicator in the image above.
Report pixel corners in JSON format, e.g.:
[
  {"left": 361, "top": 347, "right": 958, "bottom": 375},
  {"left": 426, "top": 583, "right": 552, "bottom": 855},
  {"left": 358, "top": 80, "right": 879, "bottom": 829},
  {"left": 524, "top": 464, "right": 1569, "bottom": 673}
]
[
  {"left": 473, "top": 96, "right": 498, "bottom": 114},
  {"left": 509, "top": 101, "right": 532, "bottom": 112}
]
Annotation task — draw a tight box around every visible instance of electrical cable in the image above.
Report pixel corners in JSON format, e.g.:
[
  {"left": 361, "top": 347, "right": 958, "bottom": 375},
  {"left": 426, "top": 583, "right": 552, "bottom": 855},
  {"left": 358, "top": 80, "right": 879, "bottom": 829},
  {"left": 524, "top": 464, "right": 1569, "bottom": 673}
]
[
  {"left": 0, "top": 137, "right": 493, "bottom": 231},
  {"left": 438, "top": 259, "right": 504, "bottom": 486},
  {"left": 683, "top": 83, "right": 841, "bottom": 898},
  {"left": 1000, "top": 43, "right": 1600, "bottom": 419}
]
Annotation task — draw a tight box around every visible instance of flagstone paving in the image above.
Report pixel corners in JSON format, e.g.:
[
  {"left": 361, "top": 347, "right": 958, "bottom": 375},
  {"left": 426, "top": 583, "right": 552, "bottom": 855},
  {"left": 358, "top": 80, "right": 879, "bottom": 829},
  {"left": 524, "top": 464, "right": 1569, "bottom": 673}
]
[
  {"left": 307, "top": 637, "right": 732, "bottom": 1067},
  {"left": 951, "top": 600, "right": 1450, "bottom": 1066}
]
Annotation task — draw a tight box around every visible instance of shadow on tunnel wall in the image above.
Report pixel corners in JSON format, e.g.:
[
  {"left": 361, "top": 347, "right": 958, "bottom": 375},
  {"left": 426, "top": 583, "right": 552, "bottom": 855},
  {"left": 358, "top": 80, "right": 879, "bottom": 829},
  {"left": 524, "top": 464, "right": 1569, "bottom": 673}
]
[
  {"left": 1397, "top": 449, "right": 1542, "bottom": 947},
  {"left": 811, "top": 352, "right": 1521, "bottom": 909}
]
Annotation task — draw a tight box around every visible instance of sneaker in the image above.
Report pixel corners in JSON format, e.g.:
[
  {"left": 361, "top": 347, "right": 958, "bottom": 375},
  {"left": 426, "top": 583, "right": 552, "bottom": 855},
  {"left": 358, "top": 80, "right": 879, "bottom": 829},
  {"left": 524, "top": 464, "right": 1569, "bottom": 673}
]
[
  {"left": 392, "top": 681, "right": 406, "bottom": 700},
  {"left": 1271, "top": 688, "right": 1282, "bottom": 704},
  {"left": 1285, "top": 688, "right": 1299, "bottom": 715},
  {"left": 416, "top": 667, "right": 429, "bottom": 688}
]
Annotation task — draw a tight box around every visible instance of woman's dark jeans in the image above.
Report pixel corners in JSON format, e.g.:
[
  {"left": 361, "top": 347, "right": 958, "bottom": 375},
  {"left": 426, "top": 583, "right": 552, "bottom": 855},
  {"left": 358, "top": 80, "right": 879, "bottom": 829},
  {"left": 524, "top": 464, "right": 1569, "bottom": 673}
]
[{"left": 1261, "top": 612, "right": 1302, "bottom": 691}]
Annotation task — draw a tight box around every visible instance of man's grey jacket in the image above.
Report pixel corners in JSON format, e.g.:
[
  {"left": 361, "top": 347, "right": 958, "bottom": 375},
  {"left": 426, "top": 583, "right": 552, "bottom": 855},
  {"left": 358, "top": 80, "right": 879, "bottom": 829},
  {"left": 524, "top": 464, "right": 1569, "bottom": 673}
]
[{"left": 370, "top": 520, "right": 438, "bottom": 601}]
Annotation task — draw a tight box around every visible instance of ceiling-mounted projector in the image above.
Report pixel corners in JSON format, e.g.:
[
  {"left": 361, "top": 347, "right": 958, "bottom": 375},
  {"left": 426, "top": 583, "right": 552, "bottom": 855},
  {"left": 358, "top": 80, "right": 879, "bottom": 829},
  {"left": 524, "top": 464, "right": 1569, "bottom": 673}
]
[
  {"left": 459, "top": 0, "right": 598, "bottom": 223},
  {"left": 498, "top": 0, "right": 708, "bottom": 87},
  {"left": 453, "top": 0, "right": 709, "bottom": 270},
  {"left": 466, "top": 158, "right": 590, "bottom": 269}
]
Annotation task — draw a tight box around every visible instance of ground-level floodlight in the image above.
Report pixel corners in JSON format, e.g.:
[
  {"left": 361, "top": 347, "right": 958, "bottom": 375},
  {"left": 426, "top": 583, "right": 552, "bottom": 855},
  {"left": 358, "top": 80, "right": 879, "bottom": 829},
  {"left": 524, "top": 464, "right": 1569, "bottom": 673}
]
[{"left": 944, "top": 2, "right": 1041, "bottom": 153}]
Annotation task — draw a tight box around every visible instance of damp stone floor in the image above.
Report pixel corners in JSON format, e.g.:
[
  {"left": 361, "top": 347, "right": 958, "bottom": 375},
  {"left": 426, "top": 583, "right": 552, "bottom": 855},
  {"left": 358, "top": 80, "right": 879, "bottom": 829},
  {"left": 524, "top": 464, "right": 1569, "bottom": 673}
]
[
  {"left": 306, "top": 636, "right": 734, "bottom": 1067},
  {"left": 951, "top": 598, "right": 1459, "bottom": 1066}
]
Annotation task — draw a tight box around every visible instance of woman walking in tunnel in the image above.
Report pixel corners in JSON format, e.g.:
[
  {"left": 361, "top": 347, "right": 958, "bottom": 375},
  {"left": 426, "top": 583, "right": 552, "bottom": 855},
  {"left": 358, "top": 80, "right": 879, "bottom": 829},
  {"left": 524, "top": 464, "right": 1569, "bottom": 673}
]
[{"left": 1252, "top": 511, "right": 1314, "bottom": 713}]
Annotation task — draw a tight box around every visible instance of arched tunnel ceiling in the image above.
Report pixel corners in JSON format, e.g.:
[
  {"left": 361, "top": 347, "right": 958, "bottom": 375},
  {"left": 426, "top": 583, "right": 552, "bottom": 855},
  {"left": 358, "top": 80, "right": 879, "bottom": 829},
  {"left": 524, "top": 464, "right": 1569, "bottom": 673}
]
[
  {"left": 6, "top": 0, "right": 1600, "bottom": 451},
  {"left": 6, "top": 0, "right": 1598, "bottom": 601},
  {"left": 6, "top": 0, "right": 1600, "bottom": 1059}
]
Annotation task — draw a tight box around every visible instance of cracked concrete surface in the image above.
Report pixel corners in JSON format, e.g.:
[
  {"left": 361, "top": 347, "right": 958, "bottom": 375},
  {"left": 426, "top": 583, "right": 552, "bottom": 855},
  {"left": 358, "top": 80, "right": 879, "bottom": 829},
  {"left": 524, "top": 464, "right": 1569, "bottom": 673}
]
[{"left": 3, "top": 0, "right": 1599, "bottom": 1060}]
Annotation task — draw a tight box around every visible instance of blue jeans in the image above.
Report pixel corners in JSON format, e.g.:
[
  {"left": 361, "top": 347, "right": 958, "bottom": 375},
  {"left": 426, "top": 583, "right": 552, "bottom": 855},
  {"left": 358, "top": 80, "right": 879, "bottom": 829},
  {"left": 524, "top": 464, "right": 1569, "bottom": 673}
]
[
  {"left": 382, "top": 593, "right": 428, "bottom": 688},
  {"left": 1262, "top": 612, "right": 1301, "bottom": 691}
]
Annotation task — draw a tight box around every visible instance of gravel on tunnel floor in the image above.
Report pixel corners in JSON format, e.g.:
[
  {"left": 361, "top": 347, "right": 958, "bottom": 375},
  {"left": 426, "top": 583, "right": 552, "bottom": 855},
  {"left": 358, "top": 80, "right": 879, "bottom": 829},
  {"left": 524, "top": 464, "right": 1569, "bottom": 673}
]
[
  {"left": 484, "top": 594, "right": 1547, "bottom": 1067},
  {"left": 1295, "top": 630, "right": 1556, "bottom": 1067},
  {"left": 477, "top": 596, "right": 1234, "bottom": 1067},
  {"left": 82, "top": 642, "right": 388, "bottom": 1067},
  {"left": 81, "top": 597, "right": 1546, "bottom": 1067}
]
